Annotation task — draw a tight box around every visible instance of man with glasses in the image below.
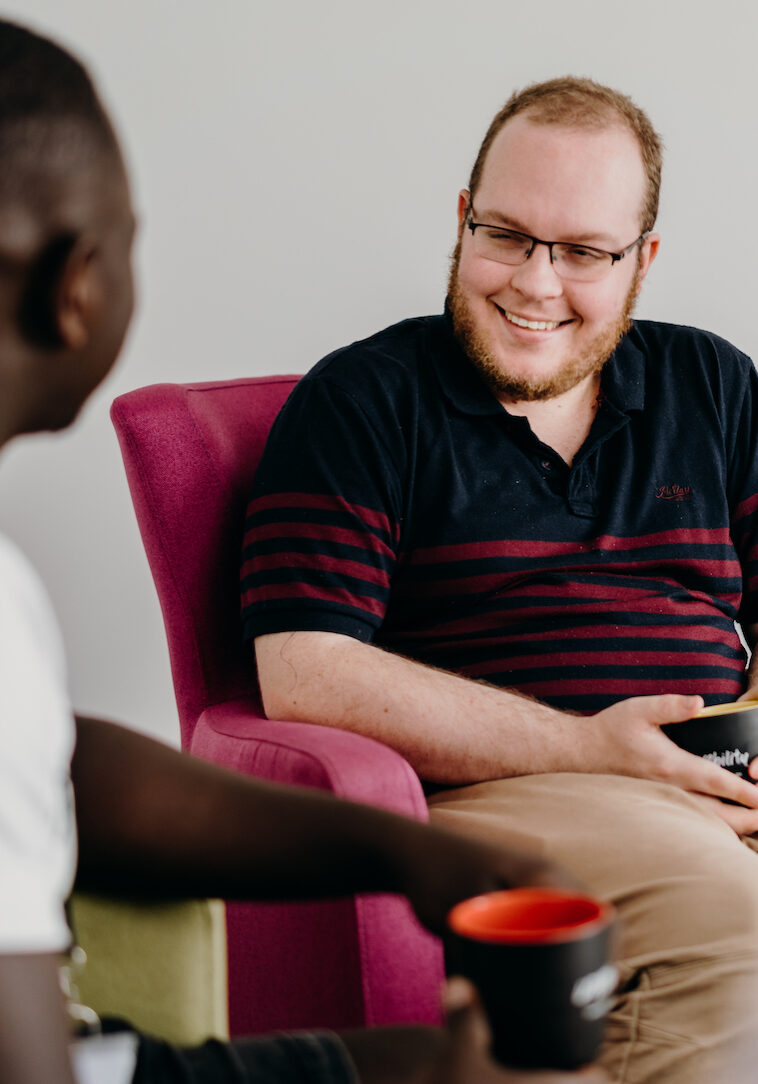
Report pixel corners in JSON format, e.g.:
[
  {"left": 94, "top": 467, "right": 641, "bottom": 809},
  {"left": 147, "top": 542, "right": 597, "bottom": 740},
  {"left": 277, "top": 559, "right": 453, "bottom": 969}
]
[{"left": 244, "top": 77, "right": 758, "bottom": 1082}]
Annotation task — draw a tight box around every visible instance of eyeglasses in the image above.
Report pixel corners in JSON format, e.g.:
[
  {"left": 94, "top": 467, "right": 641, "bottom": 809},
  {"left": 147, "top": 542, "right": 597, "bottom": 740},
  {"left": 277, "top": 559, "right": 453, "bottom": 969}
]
[{"left": 466, "top": 204, "right": 648, "bottom": 283}]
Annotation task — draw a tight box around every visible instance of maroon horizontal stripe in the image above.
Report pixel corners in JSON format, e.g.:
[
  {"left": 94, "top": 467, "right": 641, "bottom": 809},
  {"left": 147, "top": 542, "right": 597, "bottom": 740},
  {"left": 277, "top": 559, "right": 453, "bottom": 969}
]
[
  {"left": 245, "top": 521, "right": 394, "bottom": 559},
  {"left": 513, "top": 677, "right": 741, "bottom": 696},
  {"left": 462, "top": 649, "right": 745, "bottom": 678},
  {"left": 241, "top": 581, "right": 385, "bottom": 618},
  {"left": 588, "top": 557, "right": 739, "bottom": 576},
  {"left": 742, "top": 541, "right": 758, "bottom": 564},
  {"left": 409, "top": 593, "right": 737, "bottom": 626},
  {"left": 565, "top": 593, "right": 734, "bottom": 616},
  {"left": 467, "top": 579, "right": 736, "bottom": 607},
  {"left": 733, "top": 492, "right": 758, "bottom": 522},
  {"left": 392, "top": 611, "right": 738, "bottom": 642},
  {"left": 402, "top": 561, "right": 740, "bottom": 599},
  {"left": 248, "top": 492, "right": 395, "bottom": 538},
  {"left": 242, "top": 551, "right": 390, "bottom": 588},
  {"left": 402, "top": 576, "right": 692, "bottom": 602},
  {"left": 408, "top": 528, "right": 732, "bottom": 566}
]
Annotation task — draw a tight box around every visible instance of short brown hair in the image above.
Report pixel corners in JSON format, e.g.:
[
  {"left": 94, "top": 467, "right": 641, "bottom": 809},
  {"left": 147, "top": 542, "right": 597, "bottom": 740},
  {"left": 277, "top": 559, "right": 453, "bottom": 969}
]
[{"left": 467, "top": 76, "right": 663, "bottom": 233}]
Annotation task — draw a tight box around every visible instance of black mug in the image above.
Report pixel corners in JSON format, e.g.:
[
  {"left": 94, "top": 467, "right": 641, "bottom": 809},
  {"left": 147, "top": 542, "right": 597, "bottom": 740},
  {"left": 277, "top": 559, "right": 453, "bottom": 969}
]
[
  {"left": 661, "top": 700, "right": 758, "bottom": 780},
  {"left": 446, "top": 888, "right": 617, "bottom": 1070}
]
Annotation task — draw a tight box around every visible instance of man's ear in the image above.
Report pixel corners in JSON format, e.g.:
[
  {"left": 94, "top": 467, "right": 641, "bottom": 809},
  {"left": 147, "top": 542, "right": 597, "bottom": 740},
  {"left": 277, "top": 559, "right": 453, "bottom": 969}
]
[
  {"left": 457, "top": 189, "right": 470, "bottom": 231},
  {"left": 634, "top": 232, "right": 660, "bottom": 295},
  {"left": 18, "top": 233, "right": 101, "bottom": 349},
  {"left": 54, "top": 235, "right": 101, "bottom": 350}
]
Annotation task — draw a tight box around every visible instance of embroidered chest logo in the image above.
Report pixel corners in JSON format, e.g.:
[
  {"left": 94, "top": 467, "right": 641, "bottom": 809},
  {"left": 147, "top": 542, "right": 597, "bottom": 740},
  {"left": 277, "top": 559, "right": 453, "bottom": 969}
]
[{"left": 655, "top": 484, "right": 692, "bottom": 502}]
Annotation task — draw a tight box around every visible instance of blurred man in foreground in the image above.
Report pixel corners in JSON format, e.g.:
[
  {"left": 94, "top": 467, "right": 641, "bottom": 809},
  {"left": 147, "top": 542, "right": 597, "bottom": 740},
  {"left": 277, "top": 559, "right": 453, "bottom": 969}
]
[{"left": 0, "top": 18, "right": 604, "bottom": 1084}]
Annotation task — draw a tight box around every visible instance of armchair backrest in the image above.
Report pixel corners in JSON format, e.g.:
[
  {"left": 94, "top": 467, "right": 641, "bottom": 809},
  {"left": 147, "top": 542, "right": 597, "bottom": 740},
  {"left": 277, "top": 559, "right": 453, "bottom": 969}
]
[{"left": 110, "top": 377, "right": 299, "bottom": 747}]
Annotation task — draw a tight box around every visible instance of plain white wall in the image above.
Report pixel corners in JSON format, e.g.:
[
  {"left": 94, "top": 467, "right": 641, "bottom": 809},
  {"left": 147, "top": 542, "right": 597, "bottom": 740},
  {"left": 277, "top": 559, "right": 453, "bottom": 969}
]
[{"left": 0, "top": 0, "right": 755, "bottom": 745}]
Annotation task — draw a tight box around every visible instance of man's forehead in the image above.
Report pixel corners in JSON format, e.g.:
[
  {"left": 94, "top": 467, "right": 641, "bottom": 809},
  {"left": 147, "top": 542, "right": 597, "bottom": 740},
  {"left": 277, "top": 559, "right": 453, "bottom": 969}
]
[
  {"left": 475, "top": 114, "right": 647, "bottom": 234},
  {"left": 482, "top": 112, "right": 644, "bottom": 175}
]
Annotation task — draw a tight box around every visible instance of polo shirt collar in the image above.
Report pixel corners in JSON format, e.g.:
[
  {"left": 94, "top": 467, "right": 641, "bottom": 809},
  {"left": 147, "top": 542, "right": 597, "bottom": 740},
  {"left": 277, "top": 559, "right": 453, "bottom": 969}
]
[
  {"left": 434, "top": 305, "right": 647, "bottom": 416},
  {"left": 601, "top": 328, "right": 646, "bottom": 412}
]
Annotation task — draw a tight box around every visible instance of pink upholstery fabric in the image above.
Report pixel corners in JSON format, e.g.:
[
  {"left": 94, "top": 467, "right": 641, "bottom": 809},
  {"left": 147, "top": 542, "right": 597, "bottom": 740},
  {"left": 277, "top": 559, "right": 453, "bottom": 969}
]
[{"left": 110, "top": 378, "right": 444, "bottom": 1034}]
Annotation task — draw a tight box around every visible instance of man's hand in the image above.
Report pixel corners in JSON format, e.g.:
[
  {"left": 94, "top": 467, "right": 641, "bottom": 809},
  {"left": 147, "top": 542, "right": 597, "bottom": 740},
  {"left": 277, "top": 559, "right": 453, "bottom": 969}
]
[
  {"left": 702, "top": 754, "right": 758, "bottom": 835},
  {"left": 390, "top": 818, "right": 581, "bottom": 936},
  {"left": 575, "top": 694, "right": 758, "bottom": 832},
  {"left": 421, "top": 977, "right": 607, "bottom": 1084}
]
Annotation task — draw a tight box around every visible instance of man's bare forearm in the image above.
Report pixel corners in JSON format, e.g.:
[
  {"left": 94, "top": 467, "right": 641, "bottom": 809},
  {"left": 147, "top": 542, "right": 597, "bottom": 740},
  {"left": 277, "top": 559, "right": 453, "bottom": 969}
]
[
  {"left": 254, "top": 631, "right": 758, "bottom": 828},
  {"left": 256, "top": 630, "right": 590, "bottom": 784}
]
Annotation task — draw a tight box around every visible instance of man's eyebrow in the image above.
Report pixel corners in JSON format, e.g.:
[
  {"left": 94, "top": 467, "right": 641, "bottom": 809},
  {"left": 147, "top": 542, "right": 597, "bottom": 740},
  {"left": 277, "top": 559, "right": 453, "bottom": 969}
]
[
  {"left": 473, "top": 208, "right": 618, "bottom": 247},
  {"left": 474, "top": 208, "right": 528, "bottom": 230}
]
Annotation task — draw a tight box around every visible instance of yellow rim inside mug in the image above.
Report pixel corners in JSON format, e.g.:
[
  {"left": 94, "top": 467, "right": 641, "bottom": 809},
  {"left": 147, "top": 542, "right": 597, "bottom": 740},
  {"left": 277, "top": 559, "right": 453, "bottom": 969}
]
[{"left": 695, "top": 700, "right": 758, "bottom": 718}]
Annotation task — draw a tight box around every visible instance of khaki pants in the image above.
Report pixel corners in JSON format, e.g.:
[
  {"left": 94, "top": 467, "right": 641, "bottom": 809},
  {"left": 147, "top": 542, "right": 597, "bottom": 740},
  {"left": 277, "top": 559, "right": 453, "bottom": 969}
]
[{"left": 429, "top": 774, "right": 758, "bottom": 1083}]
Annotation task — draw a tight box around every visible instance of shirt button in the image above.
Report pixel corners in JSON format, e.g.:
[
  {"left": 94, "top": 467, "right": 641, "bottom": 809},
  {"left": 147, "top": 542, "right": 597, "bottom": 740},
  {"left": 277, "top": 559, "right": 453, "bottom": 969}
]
[{"left": 541, "top": 459, "right": 552, "bottom": 470}]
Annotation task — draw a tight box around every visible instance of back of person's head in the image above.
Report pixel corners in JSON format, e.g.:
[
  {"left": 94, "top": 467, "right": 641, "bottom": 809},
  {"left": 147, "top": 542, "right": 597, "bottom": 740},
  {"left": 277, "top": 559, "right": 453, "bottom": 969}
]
[
  {"left": 468, "top": 76, "right": 663, "bottom": 233},
  {"left": 0, "top": 20, "right": 121, "bottom": 209},
  {"left": 0, "top": 20, "right": 134, "bottom": 435}
]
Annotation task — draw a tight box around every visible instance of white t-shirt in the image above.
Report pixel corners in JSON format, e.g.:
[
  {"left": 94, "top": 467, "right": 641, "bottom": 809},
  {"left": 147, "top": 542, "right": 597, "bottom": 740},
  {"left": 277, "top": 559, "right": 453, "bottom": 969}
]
[
  {"left": 0, "top": 533, "right": 76, "bottom": 953},
  {"left": 0, "top": 533, "right": 138, "bottom": 1083}
]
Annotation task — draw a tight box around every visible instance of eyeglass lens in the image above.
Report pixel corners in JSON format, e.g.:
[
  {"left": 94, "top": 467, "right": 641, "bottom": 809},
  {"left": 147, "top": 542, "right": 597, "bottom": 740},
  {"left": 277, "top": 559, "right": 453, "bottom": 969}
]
[{"left": 472, "top": 228, "right": 615, "bottom": 282}]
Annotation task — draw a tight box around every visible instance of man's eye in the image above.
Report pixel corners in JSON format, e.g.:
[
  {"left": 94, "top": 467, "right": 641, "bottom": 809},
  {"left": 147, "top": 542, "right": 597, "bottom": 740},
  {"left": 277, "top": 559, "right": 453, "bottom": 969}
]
[
  {"left": 563, "top": 245, "right": 605, "bottom": 263},
  {"left": 485, "top": 229, "right": 525, "bottom": 246}
]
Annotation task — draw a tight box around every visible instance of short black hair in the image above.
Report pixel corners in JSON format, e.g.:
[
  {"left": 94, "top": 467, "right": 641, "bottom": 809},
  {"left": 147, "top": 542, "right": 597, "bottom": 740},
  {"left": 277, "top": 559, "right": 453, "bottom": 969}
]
[
  {"left": 0, "top": 20, "right": 110, "bottom": 131},
  {"left": 0, "top": 21, "right": 125, "bottom": 347},
  {"left": 0, "top": 19, "right": 120, "bottom": 199}
]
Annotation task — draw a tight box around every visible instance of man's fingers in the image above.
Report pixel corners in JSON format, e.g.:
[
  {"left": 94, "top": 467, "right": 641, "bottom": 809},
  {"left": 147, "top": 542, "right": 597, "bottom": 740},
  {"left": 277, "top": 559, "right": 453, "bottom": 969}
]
[
  {"left": 641, "top": 695, "right": 758, "bottom": 805},
  {"left": 441, "top": 976, "right": 495, "bottom": 1076},
  {"left": 443, "top": 976, "right": 492, "bottom": 1049},
  {"left": 690, "top": 793, "right": 758, "bottom": 835},
  {"left": 633, "top": 693, "right": 704, "bottom": 725},
  {"left": 443, "top": 976, "right": 479, "bottom": 1015},
  {"left": 677, "top": 755, "right": 758, "bottom": 809},
  {"left": 442, "top": 978, "right": 608, "bottom": 1082}
]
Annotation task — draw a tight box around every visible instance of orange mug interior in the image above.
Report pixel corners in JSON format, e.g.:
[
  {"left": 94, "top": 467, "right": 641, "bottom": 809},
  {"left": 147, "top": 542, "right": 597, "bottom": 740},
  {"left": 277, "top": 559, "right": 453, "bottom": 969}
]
[{"left": 448, "top": 888, "right": 612, "bottom": 944}]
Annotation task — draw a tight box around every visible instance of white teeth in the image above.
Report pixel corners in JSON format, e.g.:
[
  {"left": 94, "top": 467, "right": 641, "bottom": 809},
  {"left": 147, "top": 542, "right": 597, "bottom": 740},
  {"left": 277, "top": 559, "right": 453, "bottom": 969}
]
[{"left": 504, "top": 310, "right": 561, "bottom": 331}]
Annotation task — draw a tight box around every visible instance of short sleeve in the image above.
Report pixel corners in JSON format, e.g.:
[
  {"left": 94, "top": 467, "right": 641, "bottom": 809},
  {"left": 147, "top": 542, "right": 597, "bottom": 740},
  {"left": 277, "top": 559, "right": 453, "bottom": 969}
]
[
  {"left": 0, "top": 535, "right": 76, "bottom": 953},
  {"left": 240, "top": 373, "right": 404, "bottom": 644}
]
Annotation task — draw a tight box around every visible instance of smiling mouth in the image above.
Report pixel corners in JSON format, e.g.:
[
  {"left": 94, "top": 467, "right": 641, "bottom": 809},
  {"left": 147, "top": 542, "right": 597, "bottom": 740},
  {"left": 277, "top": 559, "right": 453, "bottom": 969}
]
[{"left": 500, "top": 308, "right": 570, "bottom": 332}]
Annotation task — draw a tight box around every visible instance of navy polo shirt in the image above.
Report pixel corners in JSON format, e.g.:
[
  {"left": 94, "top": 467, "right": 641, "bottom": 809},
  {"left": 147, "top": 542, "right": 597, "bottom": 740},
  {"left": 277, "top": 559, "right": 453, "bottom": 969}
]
[{"left": 241, "top": 312, "right": 758, "bottom": 712}]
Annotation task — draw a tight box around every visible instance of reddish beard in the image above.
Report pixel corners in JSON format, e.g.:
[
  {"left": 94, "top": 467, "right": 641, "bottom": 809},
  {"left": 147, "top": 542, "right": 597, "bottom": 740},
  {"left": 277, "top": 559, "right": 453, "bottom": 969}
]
[{"left": 446, "top": 238, "right": 640, "bottom": 402}]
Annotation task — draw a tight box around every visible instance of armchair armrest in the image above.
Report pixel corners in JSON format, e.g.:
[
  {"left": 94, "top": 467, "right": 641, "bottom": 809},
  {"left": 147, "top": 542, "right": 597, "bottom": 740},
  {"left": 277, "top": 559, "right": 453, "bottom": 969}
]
[
  {"left": 190, "top": 698, "right": 429, "bottom": 819},
  {"left": 188, "top": 698, "right": 444, "bottom": 1034}
]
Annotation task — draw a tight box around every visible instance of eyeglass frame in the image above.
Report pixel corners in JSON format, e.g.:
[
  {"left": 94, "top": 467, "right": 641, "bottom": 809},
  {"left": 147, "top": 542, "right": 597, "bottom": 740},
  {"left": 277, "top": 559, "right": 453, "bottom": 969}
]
[{"left": 466, "top": 201, "right": 649, "bottom": 279}]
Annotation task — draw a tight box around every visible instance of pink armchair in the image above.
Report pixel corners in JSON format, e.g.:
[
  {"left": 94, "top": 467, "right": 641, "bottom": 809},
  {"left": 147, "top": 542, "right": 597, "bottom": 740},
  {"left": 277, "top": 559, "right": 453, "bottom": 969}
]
[{"left": 110, "top": 377, "right": 444, "bottom": 1037}]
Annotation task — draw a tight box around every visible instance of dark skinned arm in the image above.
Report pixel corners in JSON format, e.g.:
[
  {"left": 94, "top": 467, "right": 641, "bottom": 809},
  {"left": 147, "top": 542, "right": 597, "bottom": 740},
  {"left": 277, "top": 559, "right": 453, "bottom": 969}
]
[
  {"left": 72, "top": 715, "right": 575, "bottom": 932},
  {"left": 0, "top": 720, "right": 585, "bottom": 1084},
  {"left": 0, "top": 953, "right": 76, "bottom": 1084}
]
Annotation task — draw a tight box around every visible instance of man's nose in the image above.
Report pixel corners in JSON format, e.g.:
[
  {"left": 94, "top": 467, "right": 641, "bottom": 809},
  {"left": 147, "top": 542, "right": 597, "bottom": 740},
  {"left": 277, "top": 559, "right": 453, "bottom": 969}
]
[{"left": 508, "top": 241, "right": 564, "bottom": 298}]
